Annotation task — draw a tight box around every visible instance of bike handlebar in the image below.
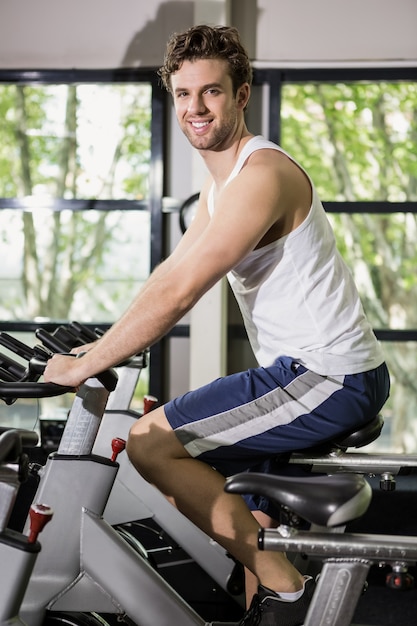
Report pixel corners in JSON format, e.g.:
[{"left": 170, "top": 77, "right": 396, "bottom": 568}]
[
  {"left": 0, "top": 427, "right": 39, "bottom": 464},
  {"left": 0, "top": 332, "right": 35, "bottom": 361},
  {"left": 0, "top": 324, "right": 120, "bottom": 397},
  {"left": 0, "top": 426, "right": 39, "bottom": 450},
  {"left": 0, "top": 380, "right": 74, "bottom": 401}
]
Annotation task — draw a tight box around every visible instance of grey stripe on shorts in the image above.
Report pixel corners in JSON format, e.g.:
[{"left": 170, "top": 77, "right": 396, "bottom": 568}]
[{"left": 176, "top": 369, "right": 345, "bottom": 457}]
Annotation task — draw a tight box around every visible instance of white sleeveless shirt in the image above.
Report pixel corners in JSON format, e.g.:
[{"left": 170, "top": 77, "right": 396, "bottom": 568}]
[{"left": 208, "top": 136, "right": 384, "bottom": 375}]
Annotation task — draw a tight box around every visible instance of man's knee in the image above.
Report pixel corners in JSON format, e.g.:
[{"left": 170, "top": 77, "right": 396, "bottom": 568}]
[
  {"left": 125, "top": 426, "right": 146, "bottom": 474},
  {"left": 125, "top": 406, "right": 180, "bottom": 477}
]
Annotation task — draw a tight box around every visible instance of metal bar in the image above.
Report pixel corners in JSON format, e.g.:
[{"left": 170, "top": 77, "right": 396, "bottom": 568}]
[
  {"left": 261, "top": 529, "right": 417, "bottom": 561},
  {"left": 289, "top": 451, "right": 417, "bottom": 474}
]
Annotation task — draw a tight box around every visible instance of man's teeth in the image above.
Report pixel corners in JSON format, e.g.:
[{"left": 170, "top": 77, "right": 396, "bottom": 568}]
[{"left": 192, "top": 121, "right": 210, "bottom": 128}]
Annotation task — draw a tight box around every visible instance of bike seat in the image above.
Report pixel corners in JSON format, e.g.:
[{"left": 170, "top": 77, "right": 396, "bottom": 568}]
[
  {"left": 299, "top": 414, "right": 384, "bottom": 455},
  {"left": 225, "top": 472, "right": 372, "bottom": 527}
]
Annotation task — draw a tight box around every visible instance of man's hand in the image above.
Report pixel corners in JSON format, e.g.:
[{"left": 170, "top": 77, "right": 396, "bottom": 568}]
[
  {"left": 43, "top": 353, "right": 88, "bottom": 388},
  {"left": 70, "top": 340, "right": 98, "bottom": 355}
]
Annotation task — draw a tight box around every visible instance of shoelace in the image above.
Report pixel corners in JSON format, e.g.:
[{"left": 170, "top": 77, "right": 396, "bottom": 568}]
[{"left": 239, "top": 593, "right": 263, "bottom": 626}]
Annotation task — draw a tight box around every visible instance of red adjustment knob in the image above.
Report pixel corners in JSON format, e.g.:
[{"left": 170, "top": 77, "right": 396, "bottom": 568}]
[
  {"left": 111, "top": 437, "right": 126, "bottom": 462},
  {"left": 28, "top": 503, "right": 54, "bottom": 544},
  {"left": 386, "top": 571, "right": 415, "bottom": 591},
  {"left": 143, "top": 395, "right": 158, "bottom": 414}
]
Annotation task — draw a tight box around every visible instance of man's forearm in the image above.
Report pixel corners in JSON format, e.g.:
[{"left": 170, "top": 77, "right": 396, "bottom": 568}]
[{"left": 74, "top": 269, "right": 195, "bottom": 380}]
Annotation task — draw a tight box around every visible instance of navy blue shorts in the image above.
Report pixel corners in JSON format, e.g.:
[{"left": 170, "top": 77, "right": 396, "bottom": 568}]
[{"left": 165, "top": 357, "right": 390, "bottom": 516}]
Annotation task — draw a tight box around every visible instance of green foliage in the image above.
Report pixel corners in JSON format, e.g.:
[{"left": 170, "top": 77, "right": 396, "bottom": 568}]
[
  {"left": 281, "top": 81, "right": 417, "bottom": 202},
  {"left": 0, "top": 82, "right": 152, "bottom": 320}
]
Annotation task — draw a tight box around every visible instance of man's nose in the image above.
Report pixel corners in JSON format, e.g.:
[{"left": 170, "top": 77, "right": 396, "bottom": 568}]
[{"left": 187, "top": 94, "right": 206, "bottom": 114}]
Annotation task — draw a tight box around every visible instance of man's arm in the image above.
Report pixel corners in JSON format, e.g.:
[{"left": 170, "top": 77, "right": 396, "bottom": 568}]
[{"left": 44, "top": 151, "right": 298, "bottom": 387}]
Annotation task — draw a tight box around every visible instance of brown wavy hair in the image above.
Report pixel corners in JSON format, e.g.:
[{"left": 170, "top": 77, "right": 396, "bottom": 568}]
[{"left": 158, "top": 25, "right": 253, "bottom": 95}]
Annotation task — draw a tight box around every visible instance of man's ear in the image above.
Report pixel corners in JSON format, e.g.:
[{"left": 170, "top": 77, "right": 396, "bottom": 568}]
[{"left": 237, "top": 83, "right": 251, "bottom": 109}]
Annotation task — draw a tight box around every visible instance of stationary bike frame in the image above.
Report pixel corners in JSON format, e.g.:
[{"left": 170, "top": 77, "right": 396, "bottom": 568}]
[{"left": 18, "top": 376, "right": 213, "bottom": 626}]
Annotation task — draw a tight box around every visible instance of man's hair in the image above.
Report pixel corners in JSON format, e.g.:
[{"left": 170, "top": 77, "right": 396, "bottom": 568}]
[{"left": 158, "top": 24, "right": 253, "bottom": 94}]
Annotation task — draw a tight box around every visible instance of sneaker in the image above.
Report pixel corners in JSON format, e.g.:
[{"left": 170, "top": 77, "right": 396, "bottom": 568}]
[{"left": 238, "top": 576, "right": 316, "bottom": 626}]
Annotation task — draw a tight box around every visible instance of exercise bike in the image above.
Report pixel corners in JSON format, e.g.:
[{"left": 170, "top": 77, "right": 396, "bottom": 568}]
[
  {"left": 30, "top": 323, "right": 417, "bottom": 608},
  {"left": 4, "top": 326, "right": 414, "bottom": 626}
]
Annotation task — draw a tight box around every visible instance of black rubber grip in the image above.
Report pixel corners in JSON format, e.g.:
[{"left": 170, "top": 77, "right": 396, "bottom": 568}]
[
  {"left": 0, "top": 353, "right": 26, "bottom": 380},
  {"left": 35, "top": 329, "right": 70, "bottom": 354},
  {"left": 0, "top": 381, "right": 74, "bottom": 402},
  {"left": 0, "top": 427, "right": 39, "bottom": 451},
  {"left": 0, "top": 332, "right": 35, "bottom": 361},
  {"left": 69, "top": 321, "right": 100, "bottom": 342}
]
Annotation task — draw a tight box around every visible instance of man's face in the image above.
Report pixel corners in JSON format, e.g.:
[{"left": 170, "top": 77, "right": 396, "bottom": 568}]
[{"left": 170, "top": 58, "right": 248, "bottom": 151}]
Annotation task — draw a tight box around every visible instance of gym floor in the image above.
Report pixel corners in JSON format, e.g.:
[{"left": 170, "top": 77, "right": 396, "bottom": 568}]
[{"left": 348, "top": 474, "right": 417, "bottom": 626}]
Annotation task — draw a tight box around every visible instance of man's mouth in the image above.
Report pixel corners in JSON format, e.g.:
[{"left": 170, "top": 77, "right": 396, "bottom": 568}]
[{"left": 190, "top": 120, "right": 211, "bottom": 129}]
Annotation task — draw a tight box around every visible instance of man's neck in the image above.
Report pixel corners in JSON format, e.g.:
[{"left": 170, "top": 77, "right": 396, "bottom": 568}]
[{"left": 199, "top": 129, "right": 253, "bottom": 187}]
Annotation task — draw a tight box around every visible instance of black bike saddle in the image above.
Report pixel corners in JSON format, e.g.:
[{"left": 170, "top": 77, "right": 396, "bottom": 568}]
[{"left": 225, "top": 472, "right": 372, "bottom": 527}]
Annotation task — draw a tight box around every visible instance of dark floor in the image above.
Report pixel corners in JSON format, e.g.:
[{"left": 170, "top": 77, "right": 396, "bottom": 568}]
[
  {"left": 347, "top": 474, "right": 417, "bottom": 626},
  {"left": 353, "top": 579, "right": 417, "bottom": 626}
]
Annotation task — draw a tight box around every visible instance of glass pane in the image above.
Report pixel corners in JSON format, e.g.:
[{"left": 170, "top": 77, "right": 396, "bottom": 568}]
[
  {"left": 281, "top": 82, "right": 417, "bottom": 202},
  {"left": 327, "top": 213, "right": 417, "bottom": 331},
  {"left": 0, "top": 83, "right": 152, "bottom": 200},
  {"left": 0, "top": 207, "right": 150, "bottom": 322},
  {"left": 280, "top": 81, "right": 417, "bottom": 455},
  {"left": 0, "top": 79, "right": 154, "bottom": 432}
]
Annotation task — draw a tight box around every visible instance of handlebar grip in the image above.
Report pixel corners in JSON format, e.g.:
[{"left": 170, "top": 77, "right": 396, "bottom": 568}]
[
  {"left": 0, "top": 367, "right": 18, "bottom": 382},
  {"left": 0, "top": 381, "right": 74, "bottom": 402},
  {"left": 52, "top": 326, "right": 82, "bottom": 349},
  {"left": 0, "top": 332, "right": 35, "bottom": 361},
  {"left": 35, "top": 328, "right": 71, "bottom": 353},
  {"left": 94, "top": 368, "right": 118, "bottom": 392},
  {"left": 69, "top": 321, "right": 100, "bottom": 342},
  {"left": 0, "top": 352, "right": 27, "bottom": 381},
  {"left": 0, "top": 429, "right": 23, "bottom": 464},
  {"left": 0, "top": 427, "right": 39, "bottom": 449}
]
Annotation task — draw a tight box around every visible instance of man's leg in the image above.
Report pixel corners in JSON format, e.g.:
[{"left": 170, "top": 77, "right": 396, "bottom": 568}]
[
  {"left": 126, "top": 405, "right": 305, "bottom": 594},
  {"left": 245, "top": 511, "right": 279, "bottom": 606}
]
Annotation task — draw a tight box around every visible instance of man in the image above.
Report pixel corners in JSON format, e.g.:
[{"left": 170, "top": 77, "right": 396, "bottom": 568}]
[{"left": 44, "top": 24, "right": 390, "bottom": 625}]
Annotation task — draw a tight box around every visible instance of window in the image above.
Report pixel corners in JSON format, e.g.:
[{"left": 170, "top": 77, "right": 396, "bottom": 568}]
[{"left": 0, "top": 69, "right": 165, "bottom": 433}]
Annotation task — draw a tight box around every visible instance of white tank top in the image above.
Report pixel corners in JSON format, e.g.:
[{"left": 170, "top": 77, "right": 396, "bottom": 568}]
[{"left": 208, "top": 136, "right": 384, "bottom": 375}]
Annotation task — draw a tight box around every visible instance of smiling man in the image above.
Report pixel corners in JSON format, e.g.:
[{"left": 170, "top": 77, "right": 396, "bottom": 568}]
[{"left": 44, "top": 25, "right": 390, "bottom": 625}]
